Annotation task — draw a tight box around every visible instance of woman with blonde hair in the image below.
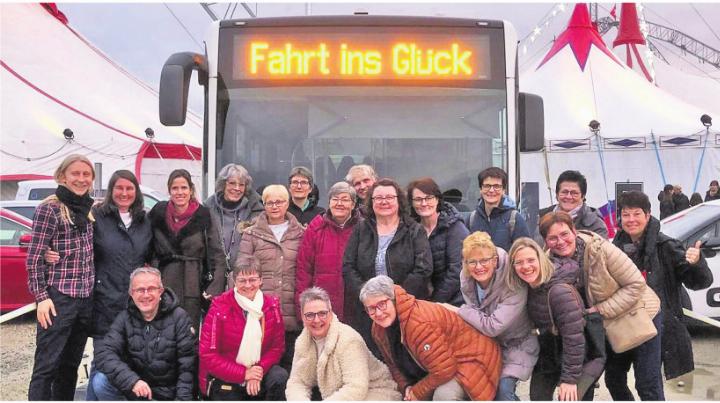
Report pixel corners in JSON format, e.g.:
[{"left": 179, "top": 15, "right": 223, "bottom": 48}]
[
  {"left": 26, "top": 154, "right": 96, "bottom": 400},
  {"left": 237, "top": 184, "right": 305, "bottom": 370},
  {"left": 452, "top": 232, "right": 538, "bottom": 400},
  {"left": 506, "top": 237, "right": 606, "bottom": 401}
]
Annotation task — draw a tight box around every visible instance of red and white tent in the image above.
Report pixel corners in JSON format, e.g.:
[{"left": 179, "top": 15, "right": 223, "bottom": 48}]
[
  {"left": 519, "top": 3, "right": 720, "bottom": 223},
  {"left": 0, "top": 3, "right": 203, "bottom": 193}
]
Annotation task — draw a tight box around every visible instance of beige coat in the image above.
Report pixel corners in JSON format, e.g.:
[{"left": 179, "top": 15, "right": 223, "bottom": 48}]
[
  {"left": 286, "top": 315, "right": 401, "bottom": 401},
  {"left": 578, "top": 231, "right": 660, "bottom": 319},
  {"left": 237, "top": 212, "right": 304, "bottom": 331}
]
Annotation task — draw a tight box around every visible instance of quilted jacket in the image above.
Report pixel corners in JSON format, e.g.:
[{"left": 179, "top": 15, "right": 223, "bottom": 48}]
[{"left": 372, "top": 286, "right": 502, "bottom": 401}]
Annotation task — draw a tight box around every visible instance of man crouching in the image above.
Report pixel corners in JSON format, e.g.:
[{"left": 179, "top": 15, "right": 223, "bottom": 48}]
[{"left": 92, "top": 267, "right": 196, "bottom": 400}]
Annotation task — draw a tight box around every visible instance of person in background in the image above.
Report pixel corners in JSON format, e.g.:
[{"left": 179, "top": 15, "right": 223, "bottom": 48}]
[
  {"left": 295, "top": 182, "right": 360, "bottom": 323},
  {"left": 452, "top": 232, "right": 539, "bottom": 401},
  {"left": 689, "top": 192, "right": 704, "bottom": 207},
  {"left": 659, "top": 184, "right": 675, "bottom": 220},
  {"left": 92, "top": 267, "right": 195, "bottom": 401},
  {"left": 342, "top": 178, "right": 432, "bottom": 358},
  {"left": 361, "top": 275, "right": 502, "bottom": 401},
  {"left": 199, "top": 258, "right": 287, "bottom": 401},
  {"left": 345, "top": 164, "right": 378, "bottom": 215},
  {"left": 205, "top": 163, "right": 264, "bottom": 273},
  {"left": 46, "top": 169, "right": 153, "bottom": 400},
  {"left": 505, "top": 238, "right": 606, "bottom": 401},
  {"left": 672, "top": 184, "right": 690, "bottom": 213},
  {"left": 26, "top": 154, "right": 96, "bottom": 401},
  {"left": 237, "top": 184, "right": 305, "bottom": 371},
  {"left": 287, "top": 166, "right": 325, "bottom": 226},
  {"left": 407, "top": 177, "right": 468, "bottom": 306},
  {"left": 467, "top": 167, "right": 530, "bottom": 251},
  {"left": 705, "top": 179, "right": 720, "bottom": 202},
  {"left": 285, "top": 287, "right": 401, "bottom": 401},
  {"left": 539, "top": 170, "right": 608, "bottom": 238},
  {"left": 610, "top": 191, "right": 712, "bottom": 400},
  {"left": 148, "top": 169, "right": 227, "bottom": 331}
]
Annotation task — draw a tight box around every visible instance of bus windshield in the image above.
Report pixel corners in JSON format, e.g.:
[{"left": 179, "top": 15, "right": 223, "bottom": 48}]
[{"left": 215, "top": 85, "right": 508, "bottom": 209}]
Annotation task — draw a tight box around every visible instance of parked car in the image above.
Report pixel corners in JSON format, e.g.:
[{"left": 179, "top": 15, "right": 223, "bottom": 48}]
[
  {"left": 661, "top": 199, "right": 720, "bottom": 323},
  {"left": 0, "top": 208, "right": 34, "bottom": 312},
  {"left": 0, "top": 200, "right": 42, "bottom": 221},
  {"left": 14, "top": 179, "right": 166, "bottom": 211}
]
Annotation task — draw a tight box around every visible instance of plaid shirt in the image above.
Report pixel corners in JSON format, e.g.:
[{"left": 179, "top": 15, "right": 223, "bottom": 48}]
[{"left": 26, "top": 201, "right": 94, "bottom": 302}]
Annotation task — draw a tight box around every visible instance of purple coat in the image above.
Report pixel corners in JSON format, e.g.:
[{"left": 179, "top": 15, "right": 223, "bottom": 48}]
[{"left": 295, "top": 211, "right": 361, "bottom": 322}]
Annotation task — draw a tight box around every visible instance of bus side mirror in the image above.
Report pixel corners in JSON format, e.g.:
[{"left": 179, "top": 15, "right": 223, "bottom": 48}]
[
  {"left": 518, "top": 92, "right": 544, "bottom": 152},
  {"left": 159, "top": 52, "right": 208, "bottom": 126}
]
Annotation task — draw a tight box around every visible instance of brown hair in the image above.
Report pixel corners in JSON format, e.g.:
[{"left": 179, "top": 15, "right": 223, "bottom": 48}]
[
  {"left": 539, "top": 211, "right": 575, "bottom": 239},
  {"left": 365, "top": 178, "right": 409, "bottom": 221},
  {"left": 407, "top": 177, "right": 443, "bottom": 218},
  {"left": 167, "top": 169, "right": 196, "bottom": 199}
]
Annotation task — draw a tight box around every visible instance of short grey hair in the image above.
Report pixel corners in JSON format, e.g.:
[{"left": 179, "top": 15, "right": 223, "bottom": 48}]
[
  {"left": 359, "top": 275, "right": 395, "bottom": 303},
  {"left": 128, "top": 267, "right": 163, "bottom": 292},
  {"left": 232, "top": 256, "right": 260, "bottom": 280},
  {"left": 299, "top": 287, "right": 332, "bottom": 312},
  {"left": 328, "top": 181, "right": 356, "bottom": 201},
  {"left": 289, "top": 166, "right": 314, "bottom": 187},
  {"left": 345, "top": 164, "right": 377, "bottom": 183},
  {"left": 215, "top": 163, "right": 253, "bottom": 194}
]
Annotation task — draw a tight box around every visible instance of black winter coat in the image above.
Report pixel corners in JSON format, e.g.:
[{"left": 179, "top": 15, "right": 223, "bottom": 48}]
[
  {"left": 91, "top": 205, "right": 152, "bottom": 337},
  {"left": 613, "top": 217, "right": 713, "bottom": 379},
  {"left": 527, "top": 257, "right": 605, "bottom": 384},
  {"left": 673, "top": 192, "right": 691, "bottom": 213},
  {"left": 659, "top": 198, "right": 675, "bottom": 220},
  {"left": 424, "top": 202, "right": 469, "bottom": 305},
  {"left": 539, "top": 203, "right": 608, "bottom": 238},
  {"left": 148, "top": 202, "right": 227, "bottom": 328},
  {"left": 288, "top": 197, "right": 325, "bottom": 226},
  {"left": 95, "top": 289, "right": 196, "bottom": 400}
]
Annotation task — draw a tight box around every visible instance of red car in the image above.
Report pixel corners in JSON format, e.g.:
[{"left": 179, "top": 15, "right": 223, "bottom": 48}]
[{"left": 0, "top": 208, "right": 34, "bottom": 312}]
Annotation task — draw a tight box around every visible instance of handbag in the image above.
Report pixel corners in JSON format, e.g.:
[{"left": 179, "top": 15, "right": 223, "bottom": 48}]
[
  {"left": 602, "top": 285, "right": 659, "bottom": 353},
  {"left": 547, "top": 283, "right": 606, "bottom": 365},
  {"left": 206, "top": 376, "right": 245, "bottom": 401}
]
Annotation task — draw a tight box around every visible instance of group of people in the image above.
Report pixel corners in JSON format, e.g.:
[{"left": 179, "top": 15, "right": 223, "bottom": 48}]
[
  {"left": 658, "top": 180, "right": 720, "bottom": 219},
  {"left": 25, "top": 153, "right": 714, "bottom": 401}
]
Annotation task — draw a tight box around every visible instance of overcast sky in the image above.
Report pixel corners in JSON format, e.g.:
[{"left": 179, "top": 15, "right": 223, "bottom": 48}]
[{"left": 58, "top": 2, "right": 720, "bottom": 113}]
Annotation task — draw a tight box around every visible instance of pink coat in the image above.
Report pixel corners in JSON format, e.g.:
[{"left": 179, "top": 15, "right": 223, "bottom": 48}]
[
  {"left": 295, "top": 212, "right": 360, "bottom": 322},
  {"left": 198, "top": 290, "right": 285, "bottom": 395}
]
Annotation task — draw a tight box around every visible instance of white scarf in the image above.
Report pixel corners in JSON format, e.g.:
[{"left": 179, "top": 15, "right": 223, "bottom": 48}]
[{"left": 234, "top": 288, "right": 264, "bottom": 367}]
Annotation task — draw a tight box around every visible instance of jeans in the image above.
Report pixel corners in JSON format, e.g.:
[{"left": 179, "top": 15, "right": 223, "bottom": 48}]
[
  {"left": 91, "top": 372, "right": 126, "bottom": 401},
  {"left": 85, "top": 337, "right": 102, "bottom": 401},
  {"left": 496, "top": 376, "right": 519, "bottom": 401},
  {"left": 530, "top": 369, "right": 597, "bottom": 401},
  {"left": 604, "top": 310, "right": 665, "bottom": 401},
  {"left": 208, "top": 365, "right": 288, "bottom": 401},
  {"left": 28, "top": 288, "right": 92, "bottom": 401}
]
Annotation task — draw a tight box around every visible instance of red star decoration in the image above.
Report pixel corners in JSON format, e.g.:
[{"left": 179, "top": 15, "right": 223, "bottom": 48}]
[{"left": 537, "top": 3, "right": 622, "bottom": 71}]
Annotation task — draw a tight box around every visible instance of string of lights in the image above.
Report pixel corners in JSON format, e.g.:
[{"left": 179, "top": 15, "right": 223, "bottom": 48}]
[{"left": 520, "top": 3, "right": 567, "bottom": 56}]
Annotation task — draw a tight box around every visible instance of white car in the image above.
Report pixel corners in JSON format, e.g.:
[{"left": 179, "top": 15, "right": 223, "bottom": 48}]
[
  {"left": 14, "top": 179, "right": 166, "bottom": 211},
  {"left": 661, "top": 199, "right": 720, "bottom": 323}
]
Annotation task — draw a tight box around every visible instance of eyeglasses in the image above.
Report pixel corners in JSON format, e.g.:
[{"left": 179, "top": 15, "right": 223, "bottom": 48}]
[
  {"left": 465, "top": 257, "right": 497, "bottom": 267},
  {"left": 545, "top": 230, "right": 575, "bottom": 246},
  {"left": 330, "top": 197, "right": 354, "bottom": 205},
  {"left": 235, "top": 277, "right": 261, "bottom": 286},
  {"left": 265, "top": 200, "right": 287, "bottom": 208},
  {"left": 559, "top": 190, "right": 582, "bottom": 198},
  {"left": 303, "top": 310, "right": 329, "bottom": 321},
  {"left": 226, "top": 181, "right": 246, "bottom": 189},
  {"left": 481, "top": 184, "right": 503, "bottom": 191},
  {"left": 371, "top": 195, "right": 398, "bottom": 203},
  {"left": 131, "top": 286, "right": 162, "bottom": 295},
  {"left": 290, "top": 180, "right": 310, "bottom": 187},
  {"left": 411, "top": 195, "right": 436, "bottom": 204},
  {"left": 365, "top": 298, "right": 391, "bottom": 316}
]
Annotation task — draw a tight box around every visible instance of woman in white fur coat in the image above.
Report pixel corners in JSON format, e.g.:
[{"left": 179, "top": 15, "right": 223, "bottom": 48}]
[{"left": 286, "top": 287, "right": 401, "bottom": 401}]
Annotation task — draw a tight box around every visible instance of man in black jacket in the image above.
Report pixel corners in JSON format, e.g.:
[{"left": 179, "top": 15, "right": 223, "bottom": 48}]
[
  {"left": 92, "top": 267, "right": 196, "bottom": 401},
  {"left": 672, "top": 184, "right": 691, "bottom": 213},
  {"left": 611, "top": 191, "right": 712, "bottom": 400}
]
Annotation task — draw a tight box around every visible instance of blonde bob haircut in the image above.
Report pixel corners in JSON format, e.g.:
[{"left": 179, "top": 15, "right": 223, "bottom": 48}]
[
  {"left": 54, "top": 154, "right": 95, "bottom": 184},
  {"left": 462, "top": 231, "right": 498, "bottom": 275},
  {"left": 505, "top": 237, "right": 555, "bottom": 291},
  {"left": 261, "top": 184, "right": 289, "bottom": 203}
]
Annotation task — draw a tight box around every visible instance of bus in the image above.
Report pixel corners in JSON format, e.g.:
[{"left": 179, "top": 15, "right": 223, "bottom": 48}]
[{"left": 159, "top": 15, "right": 544, "bottom": 211}]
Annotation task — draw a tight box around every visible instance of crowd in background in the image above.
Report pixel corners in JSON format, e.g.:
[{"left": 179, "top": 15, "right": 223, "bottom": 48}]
[{"left": 24, "top": 153, "right": 715, "bottom": 401}]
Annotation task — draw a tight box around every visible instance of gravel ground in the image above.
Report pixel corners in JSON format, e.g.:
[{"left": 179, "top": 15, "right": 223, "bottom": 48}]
[{"left": 2, "top": 313, "right": 718, "bottom": 401}]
